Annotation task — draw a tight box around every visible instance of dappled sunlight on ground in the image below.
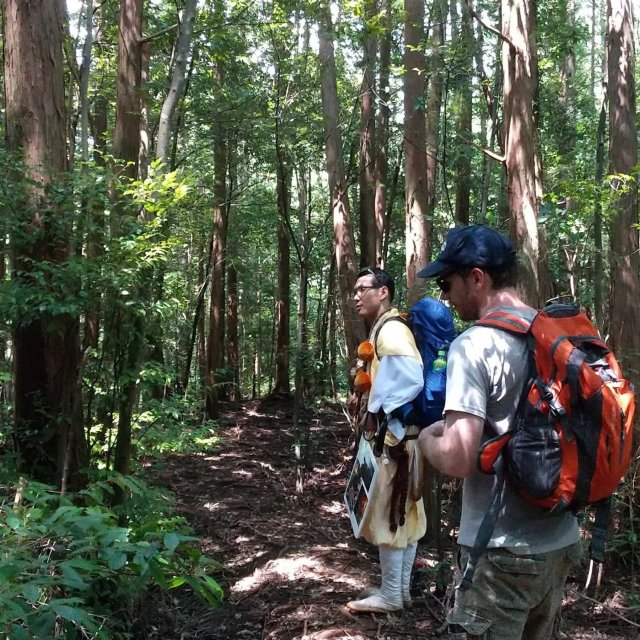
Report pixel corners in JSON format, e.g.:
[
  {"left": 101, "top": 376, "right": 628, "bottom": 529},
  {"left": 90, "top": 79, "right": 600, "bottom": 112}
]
[{"left": 143, "top": 399, "right": 638, "bottom": 640}]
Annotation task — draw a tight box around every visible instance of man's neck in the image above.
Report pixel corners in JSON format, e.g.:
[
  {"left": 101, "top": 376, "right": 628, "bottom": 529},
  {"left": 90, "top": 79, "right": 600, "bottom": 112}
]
[
  {"left": 478, "top": 288, "right": 534, "bottom": 318},
  {"left": 366, "top": 304, "right": 393, "bottom": 330}
]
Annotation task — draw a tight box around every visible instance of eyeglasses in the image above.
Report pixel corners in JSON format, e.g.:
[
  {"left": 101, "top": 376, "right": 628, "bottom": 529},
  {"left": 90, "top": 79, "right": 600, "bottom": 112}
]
[
  {"left": 436, "top": 276, "right": 452, "bottom": 293},
  {"left": 353, "top": 285, "right": 380, "bottom": 297}
]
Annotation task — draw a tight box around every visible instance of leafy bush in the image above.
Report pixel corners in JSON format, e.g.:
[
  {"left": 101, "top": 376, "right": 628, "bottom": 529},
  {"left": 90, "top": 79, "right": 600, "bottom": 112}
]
[
  {"left": 132, "top": 396, "right": 221, "bottom": 461},
  {"left": 0, "top": 473, "right": 222, "bottom": 639}
]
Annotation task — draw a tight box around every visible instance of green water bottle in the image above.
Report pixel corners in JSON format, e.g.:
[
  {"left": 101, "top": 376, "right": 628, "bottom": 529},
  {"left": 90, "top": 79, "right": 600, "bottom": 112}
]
[{"left": 433, "top": 348, "right": 447, "bottom": 370}]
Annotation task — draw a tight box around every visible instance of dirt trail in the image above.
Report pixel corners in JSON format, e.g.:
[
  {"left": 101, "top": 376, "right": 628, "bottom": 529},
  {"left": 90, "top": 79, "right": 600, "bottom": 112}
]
[{"left": 143, "top": 399, "right": 636, "bottom": 640}]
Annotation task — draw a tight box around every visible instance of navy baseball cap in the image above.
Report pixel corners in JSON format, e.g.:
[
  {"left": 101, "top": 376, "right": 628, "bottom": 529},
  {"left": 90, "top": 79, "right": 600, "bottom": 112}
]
[{"left": 418, "top": 225, "right": 516, "bottom": 278}]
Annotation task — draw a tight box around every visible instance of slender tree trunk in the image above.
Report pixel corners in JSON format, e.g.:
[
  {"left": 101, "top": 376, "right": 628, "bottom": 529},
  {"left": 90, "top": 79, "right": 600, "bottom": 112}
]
[
  {"left": 425, "top": 0, "right": 446, "bottom": 254},
  {"left": 156, "top": 0, "right": 198, "bottom": 166},
  {"left": 502, "top": 0, "right": 541, "bottom": 306},
  {"left": 453, "top": 0, "right": 474, "bottom": 224},
  {"left": 273, "top": 157, "right": 291, "bottom": 396},
  {"left": 318, "top": 3, "right": 364, "bottom": 358},
  {"left": 205, "top": 133, "right": 227, "bottom": 418},
  {"left": 196, "top": 236, "right": 210, "bottom": 389},
  {"left": 272, "top": 50, "right": 292, "bottom": 397},
  {"left": 112, "top": 0, "right": 143, "bottom": 480},
  {"left": 478, "top": 35, "right": 503, "bottom": 223},
  {"left": 79, "top": 0, "right": 93, "bottom": 165},
  {"left": 593, "top": 96, "right": 607, "bottom": 331},
  {"left": 606, "top": 0, "right": 640, "bottom": 382},
  {"left": 358, "top": 0, "right": 377, "bottom": 268},
  {"left": 404, "top": 0, "right": 430, "bottom": 305},
  {"left": 139, "top": 40, "right": 150, "bottom": 182},
  {"left": 374, "top": 0, "right": 392, "bottom": 268},
  {"left": 227, "top": 262, "right": 240, "bottom": 403}
]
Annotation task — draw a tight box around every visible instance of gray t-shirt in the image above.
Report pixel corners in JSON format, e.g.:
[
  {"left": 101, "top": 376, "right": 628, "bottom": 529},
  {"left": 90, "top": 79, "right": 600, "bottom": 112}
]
[{"left": 444, "top": 307, "right": 579, "bottom": 553}]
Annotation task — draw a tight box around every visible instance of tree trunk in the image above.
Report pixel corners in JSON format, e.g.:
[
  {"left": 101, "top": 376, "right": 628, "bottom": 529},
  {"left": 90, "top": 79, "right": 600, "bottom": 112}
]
[
  {"left": 593, "top": 97, "right": 607, "bottom": 332},
  {"left": 205, "top": 133, "right": 228, "bottom": 418},
  {"left": 502, "top": 0, "right": 541, "bottom": 306},
  {"left": 606, "top": 0, "right": 640, "bottom": 382},
  {"left": 424, "top": 0, "right": 446, "bottom": 259},
  {"left": 404, "top": 0, "right": 430, "bottom": 305},
  {"left": 358, "top": 0, "right": 377, "bottom": 268},
  {"left": 318, "top": 3, "right": 364, "bottom": 358},
  {"left": 5, "top": 0, "right": 85, "bottom": 487},
  {"left": 374, "top": 0, "right": 392, "bottom": 268},
  {"left": 273, "top": 157, "right": 291, "bottom": 396},
  {"left": 453, "top": 0, "right": 474, "bottom": 225},
  {"left": 112, "top": 0, "right": 143, "bottom": 481},
  {"left": 113, "top": 0, "right": 142, "bottom": 183},
  {"left": 226, "top": 262, "right": 240, "bottom": 403},
  {"left": 156, "top": 0, "right": 198, "bottom": 166}
]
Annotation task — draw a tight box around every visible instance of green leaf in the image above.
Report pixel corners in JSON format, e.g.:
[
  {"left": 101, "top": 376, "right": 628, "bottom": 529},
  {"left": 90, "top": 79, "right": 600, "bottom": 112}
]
[
  {"left": 0, "top": 561, "right": 24, "bottom": 581},
  {"left": 22, "top": 583, "right": 40, "bottom": 603},
  {"left": 64, "top": 556, "right": 102, "bottom": 572},
  {"left": 60, "top": 563, "right": 90, "bottom": 590},
  {"left": 49, "top": 603, "right": 94, "bottom": 628},
  {"left": 147, "top": 558, "right": 169, "bottom": 588},
  {"left": 203, "top": 575, "right": 224, "bottom": 601},
  {"left": 106, "top": 549, "right": 128, "bottom": 571},
  {"left": 30, "top": 611, "right": 56, "bottom": 637},
  {"left": 167, "top": 576, "right": 186, "bottom": 588},
  {"left": 8, "top": 624, "right": 31, "bottom": 640},
  {"left": 163, "top": 532, "right": 180, "bottom": 553}
]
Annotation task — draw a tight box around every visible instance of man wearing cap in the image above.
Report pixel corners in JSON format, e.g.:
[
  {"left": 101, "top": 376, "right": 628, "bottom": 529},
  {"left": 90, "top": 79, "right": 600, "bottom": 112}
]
[
  {"left": 345, "top": 267, "right": 427, "bottom": 613},
  {"left": 417, "top": 225, "right": 580, "bottom": 640}
]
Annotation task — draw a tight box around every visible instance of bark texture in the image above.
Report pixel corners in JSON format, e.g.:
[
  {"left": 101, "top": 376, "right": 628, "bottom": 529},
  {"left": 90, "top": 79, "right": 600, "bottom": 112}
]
[
  {"left": 5, "top": 0, "right": 85, "bottom": 486},
  {"left": 502, "top": 0, "right": 542, "bottom": 306},
  {"left": 607, "top": 0, "right": 640, "bottom": 383},
  {"left": 404, "top": 0, "right": 430, "bottom": 305},
  {"left": 318, "top": 3, "right": 364, "bottom": 358}
]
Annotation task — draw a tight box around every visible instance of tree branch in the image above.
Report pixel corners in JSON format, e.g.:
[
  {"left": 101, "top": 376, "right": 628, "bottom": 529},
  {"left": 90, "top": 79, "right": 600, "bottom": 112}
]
[
  {"left": 458, "top": 133, "right": 505, "bottom": 163},
  {"left": 140, "top": 23, "right": 178, "bottom": 45},
  {"left": 471, "top": 9, "right": 514, "bottom": 48}
]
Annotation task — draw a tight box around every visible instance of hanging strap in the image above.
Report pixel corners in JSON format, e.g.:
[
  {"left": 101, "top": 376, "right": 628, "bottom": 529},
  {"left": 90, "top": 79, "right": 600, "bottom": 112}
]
[
  {"left": 458, "top": 459, "right": 506, "bottom": 591},
  {"left": 373, "top": 415, "right": 388, "bottom": 457},
  {"left": 589, "top": 498, "right": 611, "bottom": 563}
]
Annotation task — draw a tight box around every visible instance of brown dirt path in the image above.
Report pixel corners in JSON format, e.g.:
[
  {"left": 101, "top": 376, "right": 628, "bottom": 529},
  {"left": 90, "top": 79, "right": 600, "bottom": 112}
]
[{"left": 141, "top": 399, "right": 637, "bottom": 640}]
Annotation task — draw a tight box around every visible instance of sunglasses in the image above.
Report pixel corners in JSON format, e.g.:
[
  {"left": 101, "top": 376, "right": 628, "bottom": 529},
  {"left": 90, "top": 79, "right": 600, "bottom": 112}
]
[{"left": 436, "top": 276, "right": 452, "bottom": 293}]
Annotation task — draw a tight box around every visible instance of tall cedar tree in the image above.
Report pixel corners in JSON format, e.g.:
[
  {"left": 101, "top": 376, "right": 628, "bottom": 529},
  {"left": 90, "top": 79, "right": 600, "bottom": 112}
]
[
  {"left": 404, "top": 0, "right": 430, "bottom": 305},
  {"left": 606, "top": 0, "right": 640, "bottom": 384},
  {"left": 318, "top": 1, "right": 364, "bottom": 358},
  {"left": 5, "top": 0, "right": 85, "bottom": 488}
]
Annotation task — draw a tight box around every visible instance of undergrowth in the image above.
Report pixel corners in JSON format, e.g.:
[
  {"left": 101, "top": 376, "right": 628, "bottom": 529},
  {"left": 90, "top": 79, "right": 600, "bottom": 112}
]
[{"left": 0, "top": 470, "right": 222, "bottom": 639}]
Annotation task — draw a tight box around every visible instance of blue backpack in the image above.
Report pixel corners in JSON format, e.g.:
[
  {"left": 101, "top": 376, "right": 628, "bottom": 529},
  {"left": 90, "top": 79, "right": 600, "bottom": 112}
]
[{"left": 374, "top": 297, "right": 457, "bottom": 427}]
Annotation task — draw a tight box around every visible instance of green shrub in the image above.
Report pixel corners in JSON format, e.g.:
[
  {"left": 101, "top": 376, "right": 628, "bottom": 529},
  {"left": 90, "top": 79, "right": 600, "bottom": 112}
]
[{"left": 0, "top": 473, "right": 222, "bottom": 639}]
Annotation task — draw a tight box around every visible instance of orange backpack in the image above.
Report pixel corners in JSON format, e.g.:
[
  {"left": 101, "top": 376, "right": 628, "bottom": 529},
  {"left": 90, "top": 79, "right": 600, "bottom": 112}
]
[{"left": 461, "top": 303, "right": 635, "bottom": 589}]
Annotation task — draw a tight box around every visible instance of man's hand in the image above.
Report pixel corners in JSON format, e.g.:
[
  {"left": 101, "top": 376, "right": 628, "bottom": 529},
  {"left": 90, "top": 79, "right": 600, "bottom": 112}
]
[{"left": 347, "top": 393, "right": 359, "bottom": 415}]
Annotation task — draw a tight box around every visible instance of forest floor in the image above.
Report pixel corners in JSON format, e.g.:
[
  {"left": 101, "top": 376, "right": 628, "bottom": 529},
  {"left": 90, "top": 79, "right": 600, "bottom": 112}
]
[{"left": 140, "top": 399, "right": 637, "bottom": 640}]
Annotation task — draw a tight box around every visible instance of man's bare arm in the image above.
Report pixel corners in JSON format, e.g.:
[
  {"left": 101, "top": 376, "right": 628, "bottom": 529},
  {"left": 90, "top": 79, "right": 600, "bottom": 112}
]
[{"left": 418, "top": 411, "right": 484, "bottom": 477}]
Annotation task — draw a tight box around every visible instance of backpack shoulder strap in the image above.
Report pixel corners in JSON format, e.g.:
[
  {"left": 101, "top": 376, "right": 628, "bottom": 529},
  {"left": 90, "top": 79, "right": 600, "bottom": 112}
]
[
  {"left": 475, "top": 309, "right": 535, "bottom": 335},
  {"left": 373, "top": 314, "right": 409, "bottom": 359}
]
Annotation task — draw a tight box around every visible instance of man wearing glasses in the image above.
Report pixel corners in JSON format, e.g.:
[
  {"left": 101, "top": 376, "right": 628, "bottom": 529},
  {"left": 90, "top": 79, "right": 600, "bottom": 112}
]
[
  {"left": 417, "top": 225, "right": 580, "bottom": 640},
  {"left": 346, "top": 267, "right": 427, "bottom": 614}
]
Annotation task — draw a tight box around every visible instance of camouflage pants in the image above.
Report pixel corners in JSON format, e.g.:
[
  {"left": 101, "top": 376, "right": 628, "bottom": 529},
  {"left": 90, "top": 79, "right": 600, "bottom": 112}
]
[{"left": 447, "top": 542, "right": 582, "bottom": 640}]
